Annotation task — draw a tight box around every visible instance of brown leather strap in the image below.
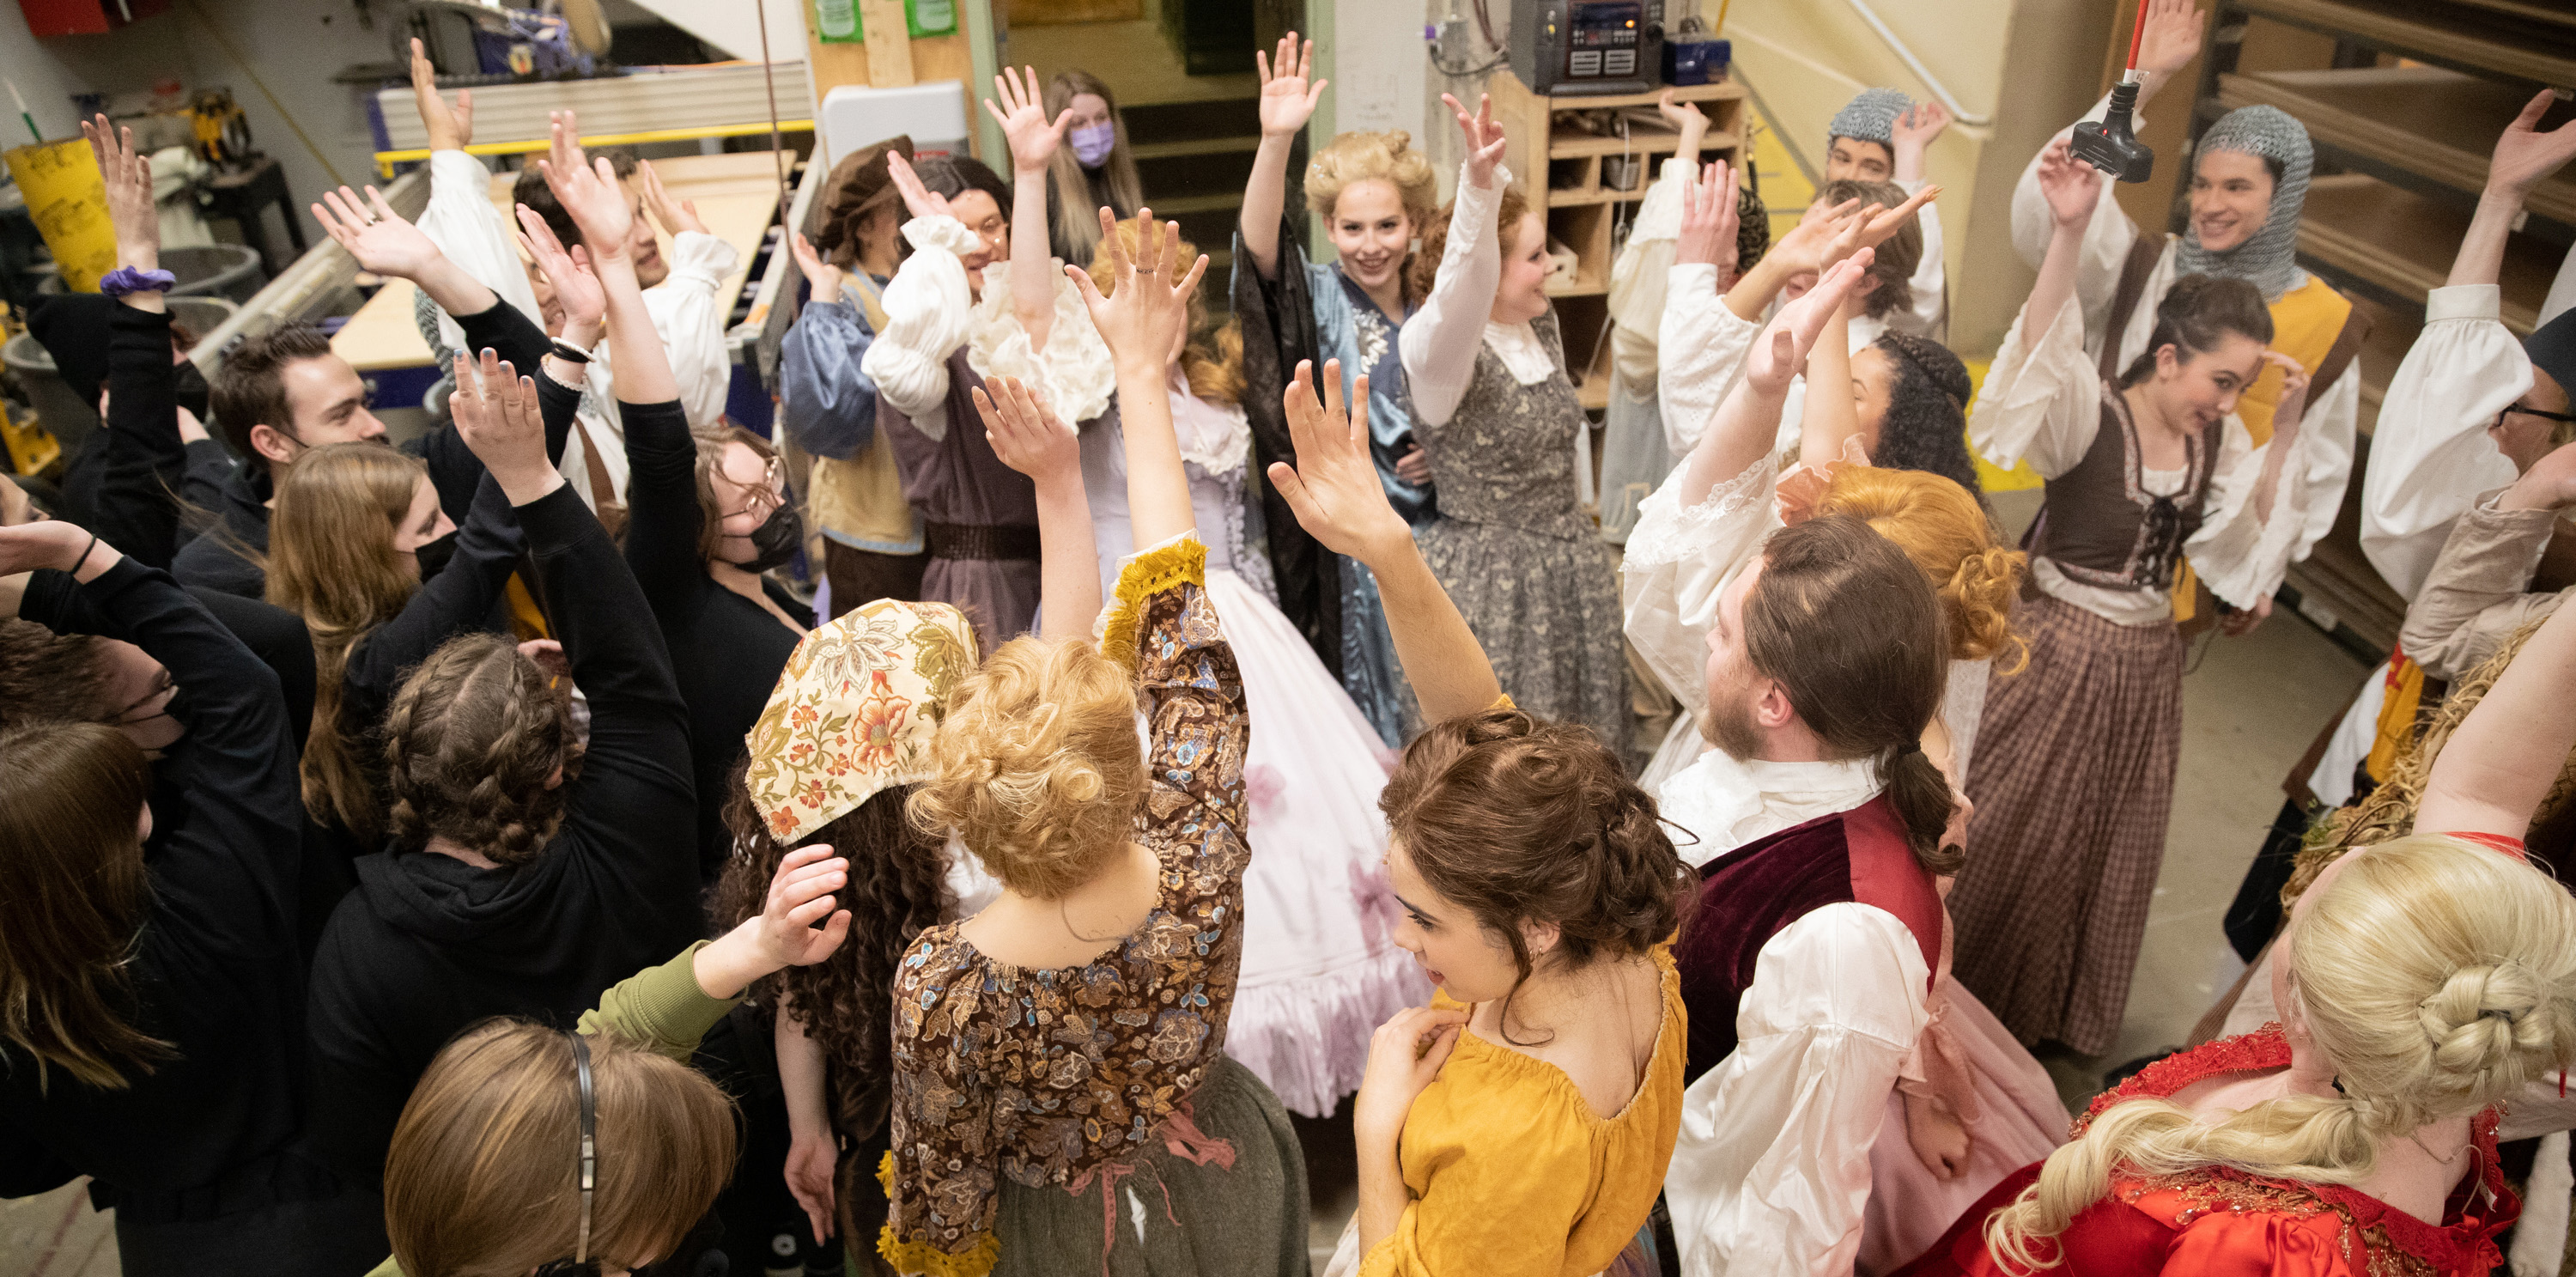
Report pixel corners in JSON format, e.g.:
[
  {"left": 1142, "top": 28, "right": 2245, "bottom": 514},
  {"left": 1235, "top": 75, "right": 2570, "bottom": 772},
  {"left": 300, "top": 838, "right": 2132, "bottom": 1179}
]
[
  {"left": 568, "top": 412, "right": 629, "bottom": 538},
  {"left": 923, "top": 520, "right": 1041, "bottom": 562},
  {"left": 2098, "top": 234, "right": 2167, "bottom": 383},
  {"left": 2311, "top": 297, "right": 2373, "bottom": 404}
]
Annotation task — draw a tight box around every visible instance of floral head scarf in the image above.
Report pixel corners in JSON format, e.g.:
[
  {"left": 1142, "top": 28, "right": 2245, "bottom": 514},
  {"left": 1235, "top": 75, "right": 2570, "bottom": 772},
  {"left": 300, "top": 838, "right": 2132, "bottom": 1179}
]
[{"left": 743, "top": 599, "right": 978, "bottom": 843}]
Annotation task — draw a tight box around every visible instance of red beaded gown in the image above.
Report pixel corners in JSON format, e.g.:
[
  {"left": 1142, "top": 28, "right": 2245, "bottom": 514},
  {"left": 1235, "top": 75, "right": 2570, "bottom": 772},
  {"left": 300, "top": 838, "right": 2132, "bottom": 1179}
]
[{"left": 1894, "top": 1026, "right": 2517, "bottom": 1277}]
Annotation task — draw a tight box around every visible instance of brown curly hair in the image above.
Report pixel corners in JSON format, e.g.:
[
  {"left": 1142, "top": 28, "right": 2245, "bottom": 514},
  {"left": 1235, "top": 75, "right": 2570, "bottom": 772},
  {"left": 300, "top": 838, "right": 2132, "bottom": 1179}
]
[
  {"left": 714, "top": 764, "right": 947, "bottom": 1168},
  {"left": 1814, "top": 179, "right": 1922, "bottom": 320},
  {"left": 381, "top": 632, "right": 581, "bottom": 864},
  {"left": 1382, "top": 707, "right": 1694, "bottom": 1043},
  {"left": 906, "top": 635, "right": 1143, "bottom": 899},
  {"left": 1407, "top": 184, "right": 1534, "bottom": 307}
]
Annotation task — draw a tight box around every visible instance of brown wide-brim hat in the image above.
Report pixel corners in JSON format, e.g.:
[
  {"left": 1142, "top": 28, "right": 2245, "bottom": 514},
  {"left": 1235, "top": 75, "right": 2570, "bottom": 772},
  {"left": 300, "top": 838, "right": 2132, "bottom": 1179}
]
[{"left": 811, "top": 135, "right": 916, "bottom": 252}]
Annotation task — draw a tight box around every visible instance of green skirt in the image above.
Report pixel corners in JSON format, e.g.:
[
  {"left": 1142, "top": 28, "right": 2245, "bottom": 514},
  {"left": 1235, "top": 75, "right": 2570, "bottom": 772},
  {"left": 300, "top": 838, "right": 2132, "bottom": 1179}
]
[{"left": 993, "top": 1055, "right": 1310, "bottom": 1277}]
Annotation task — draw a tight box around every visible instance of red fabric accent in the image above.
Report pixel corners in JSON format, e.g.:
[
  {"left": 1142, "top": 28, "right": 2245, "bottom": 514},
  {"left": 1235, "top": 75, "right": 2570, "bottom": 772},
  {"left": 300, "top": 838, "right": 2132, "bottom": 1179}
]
[
  {"left": 1157, "top": 1101, "right": 1237, "bottom": 1171},
  {"left": 1842, "top": 795, "right": 1944, "bottom": 995},
  {"left": 1893, "top": 1029, "right": 2518, "bottom": 1276},
  {"left": 1060, "top": 1099, "right": 1240, "bottom": 1277},
  {"left": 2439, "top": 830, "right": 2529, "bottom": 859}
]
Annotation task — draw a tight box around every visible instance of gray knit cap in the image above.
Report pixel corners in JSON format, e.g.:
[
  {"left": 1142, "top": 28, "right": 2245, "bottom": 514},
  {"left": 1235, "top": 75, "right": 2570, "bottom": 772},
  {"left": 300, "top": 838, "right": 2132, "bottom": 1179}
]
[
  {"left": 1828, "top": 88, "right": 1911, "bottom": 147},
  {"left": 2174, "top": 105, "right": 2312, "bottom": 301}
]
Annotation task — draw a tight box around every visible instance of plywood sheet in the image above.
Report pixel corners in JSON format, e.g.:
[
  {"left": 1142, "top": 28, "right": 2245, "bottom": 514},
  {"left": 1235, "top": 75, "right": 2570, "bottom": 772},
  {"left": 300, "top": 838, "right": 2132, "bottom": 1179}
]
[
  {"left": 2221, "top": 68, "right": 2576, "bottom": 227},
  {"left": 333, "top": 151, "right": 780, "bottom": 372},
  {"left": 2235, "top": 0, "right": 2576, "bottom": 87},
  {"left": 2296, "top": 173, "right": 2555, "bottom": 335}
]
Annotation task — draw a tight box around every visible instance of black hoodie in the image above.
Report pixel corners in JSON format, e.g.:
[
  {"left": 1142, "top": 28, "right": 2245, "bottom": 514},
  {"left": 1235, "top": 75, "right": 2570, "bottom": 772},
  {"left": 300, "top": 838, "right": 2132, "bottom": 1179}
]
[{"left": 302, "top": 468, "right": 698, "bottom": 1189}]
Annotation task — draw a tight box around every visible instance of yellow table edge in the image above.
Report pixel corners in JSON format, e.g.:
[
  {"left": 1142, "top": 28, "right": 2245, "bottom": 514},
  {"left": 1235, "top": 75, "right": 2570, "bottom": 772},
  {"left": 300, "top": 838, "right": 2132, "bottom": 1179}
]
[{"left": 374, "top": 120, "right": 815, "bottom": 178}]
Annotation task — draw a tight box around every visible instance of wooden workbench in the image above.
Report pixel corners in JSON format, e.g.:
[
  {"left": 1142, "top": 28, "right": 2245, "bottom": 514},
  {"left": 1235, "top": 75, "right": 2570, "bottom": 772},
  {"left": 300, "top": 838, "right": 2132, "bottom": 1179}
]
[{"left": 331, "top": 151, "right": 783, "bottom": 373}]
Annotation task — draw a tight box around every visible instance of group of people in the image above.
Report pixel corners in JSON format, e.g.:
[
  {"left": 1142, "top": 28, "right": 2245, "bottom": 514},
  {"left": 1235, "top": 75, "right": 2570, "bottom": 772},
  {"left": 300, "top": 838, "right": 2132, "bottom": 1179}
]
[{"left": 8, "top": 4, "right": 2576, "bottom": 1274}]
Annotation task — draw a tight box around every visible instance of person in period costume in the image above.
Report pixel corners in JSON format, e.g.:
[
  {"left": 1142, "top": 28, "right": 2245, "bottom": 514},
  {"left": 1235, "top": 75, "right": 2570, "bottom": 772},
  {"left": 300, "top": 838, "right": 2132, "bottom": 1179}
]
[
  {"left": 1233, "top": 33, "right": 1431, "bottom": 744},
  {"left": 1395, "top": 93, "right": 1627, "bottom": 754},
  {"left": 1950, "top": 139, "right": 2318, "bottom": 1056},
  {"left": 1899, "top": 595, "right": 2576, "bottom": 1277},
  {"left": 1040, "top": 69, "right": 1143, "bottom": 266},
  {"left": 877, "top": 213, "right": 1309, "bottom": 1277},
  {"left": 1823, "top": 87, "right": 1953, "bottom": 343},
  {"left": 780, "top": 137, "right": 934, "bottom": 616},
  {"left": 863, "top": 149, "right": 1110, "bottom": 658},
  {"left": 1056, "top": 216, "right": 1426, "bottom": 1117}
]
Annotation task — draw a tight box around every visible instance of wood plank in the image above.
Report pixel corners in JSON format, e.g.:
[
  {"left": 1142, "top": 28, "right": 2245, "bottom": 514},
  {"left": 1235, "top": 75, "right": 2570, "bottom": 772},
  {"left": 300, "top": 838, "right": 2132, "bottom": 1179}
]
[
  {"left": 1549, "top": 129, "right": 1741, "bottom": 159},
  {"left": 2348, "top": 292, "right": 2421, "bottom": 439},
  {"left": 333, "top": 152, "right": 781, "bottom": 373},
  {"left": 2234, "top": 0, "right": 2576, "bottom": 87},
  {"left": 2295, "top": 173, "right": 2555, "bottom": 335},
  {"left": 2219, "top": 68, "right": 2576, "bottom": 227},
  {"left": 2447, "top": 0, "right": 2576, "bottom": 29}
]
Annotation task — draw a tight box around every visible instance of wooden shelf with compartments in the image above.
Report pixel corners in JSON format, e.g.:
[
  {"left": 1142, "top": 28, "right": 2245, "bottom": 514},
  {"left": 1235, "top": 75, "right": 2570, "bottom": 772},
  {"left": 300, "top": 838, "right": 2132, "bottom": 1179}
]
[{"left": 1488, "top": 68, "right": 1747, "bottom": 303}]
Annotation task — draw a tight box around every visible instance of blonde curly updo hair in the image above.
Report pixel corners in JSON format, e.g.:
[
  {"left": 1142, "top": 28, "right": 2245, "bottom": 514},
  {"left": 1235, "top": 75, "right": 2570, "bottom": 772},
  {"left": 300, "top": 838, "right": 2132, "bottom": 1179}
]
[
  {"left": 1304, "top": 130, "right": 1439, "bottom": 233},
  {"left": 1986, "top": 834, "right": 2576, "bottom": 1269},
  {"left": 1817, "top": 466, "right": 2027, "bottom": 672},
  {"left": 907, "top": 636, "right": 1145, "bottom": 899}
]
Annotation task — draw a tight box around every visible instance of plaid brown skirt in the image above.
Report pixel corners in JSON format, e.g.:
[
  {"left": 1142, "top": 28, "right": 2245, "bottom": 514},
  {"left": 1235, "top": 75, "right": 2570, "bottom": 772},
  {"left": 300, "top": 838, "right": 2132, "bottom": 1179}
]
[{"left": 1948, "top": 592, "right": 2185, "bottom": 1056}]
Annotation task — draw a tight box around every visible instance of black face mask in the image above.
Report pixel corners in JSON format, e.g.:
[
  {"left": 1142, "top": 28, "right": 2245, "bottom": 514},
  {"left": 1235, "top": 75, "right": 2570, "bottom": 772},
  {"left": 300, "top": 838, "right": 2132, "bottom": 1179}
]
[
  {"left": 412, "top": 530, "right": 459, "bottom": 581},
  {"left": 173, "top": 361, "right": 211, "bottom": 425},
  {"left": 729, "top": 502, "right": 803, "bottom": 575}
]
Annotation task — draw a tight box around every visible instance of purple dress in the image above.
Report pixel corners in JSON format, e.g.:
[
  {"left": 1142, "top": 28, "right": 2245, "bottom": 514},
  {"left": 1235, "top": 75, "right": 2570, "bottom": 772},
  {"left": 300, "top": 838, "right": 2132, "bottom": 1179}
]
[{"left": 878, "top": 346, "right": 1041, "bottom": 657}]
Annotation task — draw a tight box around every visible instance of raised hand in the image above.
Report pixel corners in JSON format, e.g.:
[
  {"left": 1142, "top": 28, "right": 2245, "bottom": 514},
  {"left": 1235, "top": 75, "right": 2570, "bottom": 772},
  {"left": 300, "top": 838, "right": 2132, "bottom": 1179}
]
[
  {"left": 0, "top": 518, "right": 119, "bottom": 580},
  {"left": 1656, "top": 88, "right": 1709, "bottom": 137},
  {"left": 1770, "top": 197, "right": 1863, "bottom": 277},
  {"left": 985, "top": 64, "right": 1072, "bottom": 175},
  {"left": 2136, "top": 0, "right": 2207, "bottom": 79},
  {"left": 83, "top": 115, "right": 159, "bottom": 277},
  {"left": 1675, "top": 158, "right": 1741, "bottom": 275},
  {"left": 635, "top": 158, "right": 706, "bottom": 237},
  {"left": 2037, "top": 137, "right": 2103, "bottom": 230},
  {"left": 1746, "top": 252, "right": 1875, "bottom": 395},
  {"left": 514, "top": 204, "right": 606, "bottom": 332},
  {"left": 1065, "top": 206, "right": 1208, "bottom": 369},
  {"left": 448, "top": 350, "right": 557, "bottom": 504},
  {"left": 1821, "top": 185, "right": 1941, "bottom": 271},
  {"left": 1443, "top": 92, "right": 1507, "bottom": 191},
  {"left": 2258, "top": 349, "right": 2312, "bottom": 436},
  {"left": 884, "top": 150, "right": 953, "bottom": 224},
  {"left": 787, "top": 230, "right": 842, "bottom": 312},
  {"left": 752, "top": 846, "right": 854, "bottom": 970},
  {"left": 1268, "top": 359, "right": 1413, "bottom": 564},
  {"left": 1891, "top": 101, "right": 1951, "bottom": 152},
  {"left": 971, "top": 374, "right": 1081, "bottom": 485},
  {"left": 2488, "top": 88, "right": 2576, "bottom": 198},
  {"left": 535, "top": 112, "right": 634, "bottom": 257},
  {"left": 408, "top": 37, "right": 473, "bottom": 150},
  {"left": 313, "top": 185, "right": 447, "bottom": 281},
  {"left": 1256, "top": 33, "right": 1328, "bottom": 140}
]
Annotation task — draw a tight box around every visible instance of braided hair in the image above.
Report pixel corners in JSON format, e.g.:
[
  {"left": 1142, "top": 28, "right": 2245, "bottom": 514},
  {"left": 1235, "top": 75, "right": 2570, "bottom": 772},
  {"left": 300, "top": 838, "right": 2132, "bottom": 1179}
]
[
  {"left": 381, "top": 632, "right": 580, "bottom": 865},
  {"left": 1867, "top": 331, "right": 1985, "bottom": 501}
]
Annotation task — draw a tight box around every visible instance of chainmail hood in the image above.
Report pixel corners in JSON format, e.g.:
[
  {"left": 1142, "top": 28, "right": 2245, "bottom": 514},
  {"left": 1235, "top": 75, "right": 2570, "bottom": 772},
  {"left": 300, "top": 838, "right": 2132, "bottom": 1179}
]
[
  {"left": 2174, "top": 105, "right": 2312, "bottom": 302},
  {"left": 1828, "top": 88, "right": 1911, "bottom": 147}
]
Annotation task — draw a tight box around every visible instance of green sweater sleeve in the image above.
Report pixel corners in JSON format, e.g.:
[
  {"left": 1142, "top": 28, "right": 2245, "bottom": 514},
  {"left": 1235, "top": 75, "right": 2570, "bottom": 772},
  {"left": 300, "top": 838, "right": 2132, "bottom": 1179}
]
[{"left": 575, "top": 940, "right": 742, "bottom": 1062}]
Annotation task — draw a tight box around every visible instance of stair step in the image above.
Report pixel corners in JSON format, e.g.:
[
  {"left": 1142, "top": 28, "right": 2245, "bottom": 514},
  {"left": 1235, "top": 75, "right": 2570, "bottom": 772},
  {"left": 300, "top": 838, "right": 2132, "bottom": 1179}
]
[
  {"left": 1131, "top": 136, "right": 1262, "bottom": 160},
  {"left": 1137, "top": 147, "right": 1258, "bottom": 200},
  {"left": 1121, "top": 98, "right": 1263, "bottom": 147}
]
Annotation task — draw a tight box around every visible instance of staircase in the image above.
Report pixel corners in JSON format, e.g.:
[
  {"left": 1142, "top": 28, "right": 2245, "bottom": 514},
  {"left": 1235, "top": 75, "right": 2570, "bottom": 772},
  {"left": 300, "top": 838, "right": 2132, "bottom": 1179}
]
[{"left": 1121, "top": 95, "right": 1267, "bottom": 281}]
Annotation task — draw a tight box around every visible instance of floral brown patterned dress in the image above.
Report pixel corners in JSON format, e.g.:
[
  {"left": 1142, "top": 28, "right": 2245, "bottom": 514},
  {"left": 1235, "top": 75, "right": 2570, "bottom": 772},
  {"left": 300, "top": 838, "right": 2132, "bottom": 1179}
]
[
  {"left": 878, "top": 538, "right": 1309, "bottom": 1277},
  {"left": 1405, "top": 310, "right": 1630, "bottom": 756}
]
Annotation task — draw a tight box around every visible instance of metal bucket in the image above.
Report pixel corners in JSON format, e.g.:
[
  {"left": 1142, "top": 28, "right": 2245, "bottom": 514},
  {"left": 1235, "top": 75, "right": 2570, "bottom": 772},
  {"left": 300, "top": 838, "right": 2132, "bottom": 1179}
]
[{"left": 2, "top": 295, "right": 238, "bottom": 457}]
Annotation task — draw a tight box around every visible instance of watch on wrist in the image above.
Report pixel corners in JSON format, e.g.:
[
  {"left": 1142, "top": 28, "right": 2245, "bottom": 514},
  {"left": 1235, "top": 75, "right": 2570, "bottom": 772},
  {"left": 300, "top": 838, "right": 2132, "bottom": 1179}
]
[{"left": 100, "top": 266, "right": 179, "bottom": 298}]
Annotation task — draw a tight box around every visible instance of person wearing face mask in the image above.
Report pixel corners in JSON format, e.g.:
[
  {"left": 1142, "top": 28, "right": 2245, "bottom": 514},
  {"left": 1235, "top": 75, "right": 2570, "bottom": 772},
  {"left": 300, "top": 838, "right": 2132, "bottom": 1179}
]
[
  {"left": 2009, "top": 1, "right": 2363, "bottom": 637},
  {"left": 861, "top": 144, "right": 1079, "bottom": 657},
  {"left": 1946, "top": 142, "right": 2316, "bottom": 1059},
  {"left": 1040, "top": 68, "right": 1143, "bottom": 265},
  {"left": 1823, "top": 88, "right": 1953, "bottom": 343},
  {"left": 1392, "top": 94, "right": 1629, "bottom": 753},
  {"left": 0, "top": 519, "right": 386, "bottom": 1277},
  {"left": 1234, "top": 33, "right": 1435, "bottom": 745}
]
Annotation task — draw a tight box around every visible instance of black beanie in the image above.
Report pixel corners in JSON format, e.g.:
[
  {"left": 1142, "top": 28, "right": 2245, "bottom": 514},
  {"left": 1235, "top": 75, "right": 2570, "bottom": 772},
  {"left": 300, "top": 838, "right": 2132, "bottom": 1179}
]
[{"left": 2526, "top": 306, "right": 2576, "bottom": 398}]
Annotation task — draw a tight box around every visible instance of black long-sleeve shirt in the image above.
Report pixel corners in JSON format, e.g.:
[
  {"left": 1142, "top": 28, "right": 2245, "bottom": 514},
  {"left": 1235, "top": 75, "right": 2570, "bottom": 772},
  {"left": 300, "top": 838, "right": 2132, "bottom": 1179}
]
[
  {"left": 623, "top": 389, "right": 808, "bottom": 879},
  {"left": 0, "top": 560, "right": 318, "bottom": 1219},
  {"left": 415, "top": 297, "right": 579, "bottom": 525},
  {"left": 304, "top": 476, "right": 697, "bottom": 1189}
]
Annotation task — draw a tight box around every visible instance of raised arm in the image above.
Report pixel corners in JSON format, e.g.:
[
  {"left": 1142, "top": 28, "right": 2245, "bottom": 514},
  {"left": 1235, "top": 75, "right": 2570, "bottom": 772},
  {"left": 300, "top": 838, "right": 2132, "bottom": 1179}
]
[
  {"left": 1797, "top": 298, "right": 1862, "bottom": 470},
  {"left": 1070, "top": 207, "right": 1209, "bottom": 548},
  {"left": 1889, "top": 101, "right": 1949, "bottom": 186},
  {"left": 2416, "top": 588, "right": 2576, "bottom": 842},
  {"left": 1396, "top": 94, "right": 1511, "bottom": 429},
  {"left": 860, "top": 153, "right": 979, "bottom": 429},
  {"left": 1241, "top": 33, "right": 1327, "bottom": 280},
  {"left": 1680, "top": 253, "right": 1877, "bottom": 505},
  {"left": 2021, "top": 140, "right": 2099, "bottom": 356},
  {"left": 82, "top": 116, "right": 190, "bottom": 568},
  {"left": 2449, "top": 90, "right": 2576, "bottom": 289},
  {"left": 541, "top": 113, "right": 676, "bottom": 405},
  {"left": 1270, "top": 358, "right": 1501, "bottom": 720},
  {"left": 2132, "top": 0, "right": 2209, "bottom": 112},
  {"left": 972, "top": 374, "right": 1097, "bottom": 639},
  {"left": 987, "top": 65, "right": 1072, "bottom": 353}
]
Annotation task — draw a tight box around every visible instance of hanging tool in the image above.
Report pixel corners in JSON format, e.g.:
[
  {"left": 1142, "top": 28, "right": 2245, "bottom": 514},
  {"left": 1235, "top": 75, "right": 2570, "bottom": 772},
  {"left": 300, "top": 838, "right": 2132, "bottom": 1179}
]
[{"left": 2073, "top": 0, "right": 2157, "bottom": 183}]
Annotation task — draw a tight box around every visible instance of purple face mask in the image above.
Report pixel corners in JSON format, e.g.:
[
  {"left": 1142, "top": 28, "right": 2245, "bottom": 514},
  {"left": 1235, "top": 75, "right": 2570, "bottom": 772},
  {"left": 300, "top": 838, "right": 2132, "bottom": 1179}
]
[{"left": 1069, "top": 123, "right": 1116, "bottom": 168}]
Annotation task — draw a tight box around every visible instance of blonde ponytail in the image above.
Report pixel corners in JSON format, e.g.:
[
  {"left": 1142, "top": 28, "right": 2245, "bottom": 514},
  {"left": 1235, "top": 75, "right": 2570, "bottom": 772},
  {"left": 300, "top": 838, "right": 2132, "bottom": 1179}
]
[{"left": 1986, "top": 835, "right": 2576, "bottom": 1268}]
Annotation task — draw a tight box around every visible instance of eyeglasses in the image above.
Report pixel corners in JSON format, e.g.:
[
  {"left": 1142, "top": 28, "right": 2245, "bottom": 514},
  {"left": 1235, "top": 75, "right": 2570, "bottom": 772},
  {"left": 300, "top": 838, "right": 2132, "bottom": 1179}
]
[
  {"left": 2495, "top": 404, "right": 2576, "bottom": 429},
  {"left": 720, "top": 453, "right": 787, "bottom": 520}
]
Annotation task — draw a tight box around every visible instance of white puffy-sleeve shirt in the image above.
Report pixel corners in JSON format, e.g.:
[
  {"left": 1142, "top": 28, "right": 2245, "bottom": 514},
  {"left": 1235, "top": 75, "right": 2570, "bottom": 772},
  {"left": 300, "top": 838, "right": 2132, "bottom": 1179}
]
[
  {"left": 1973, "top": 291, "right": 2314, "bottom": 625},
  {"left": 1656, "top": 264, "right": 1764, "bottom": 459},
  {"left": 1608, "top": 157, "right": 1692, "bottom": 393},
  {"left": 1399, "top": 161, "right": 1527, "bottom": 427},
  {"left": 1889, "top": 177, "right": 1947, "bottom": 344},
  {"left": 416, "top": 149, "right": 544, "bottom": 358},
  {"left": 1666, "top": 901, "right": 1933, "bottom": 1277},
  {"left": 1621, "top": 452, "right": 1780, "bottom": 728},
  {"left": 859, "top": 215, "right": 982, "bottom": 441},
  {"left": 2361, "top": 283, "right": 2527, "bottom": 600}
]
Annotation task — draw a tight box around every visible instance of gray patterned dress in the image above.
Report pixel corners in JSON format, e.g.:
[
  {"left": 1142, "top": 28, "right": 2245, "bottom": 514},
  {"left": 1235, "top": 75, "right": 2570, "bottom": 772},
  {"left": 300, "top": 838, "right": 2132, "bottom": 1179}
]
[{"left": 1404, "top": 311, "right": 1630, "bottom": 757}]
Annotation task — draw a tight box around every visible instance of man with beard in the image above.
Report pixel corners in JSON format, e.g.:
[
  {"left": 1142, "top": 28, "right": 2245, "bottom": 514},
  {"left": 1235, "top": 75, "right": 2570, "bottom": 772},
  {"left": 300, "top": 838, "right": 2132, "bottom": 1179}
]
[{"left": 1623, "top": 252, "right": 1967, "bottom": 1275}]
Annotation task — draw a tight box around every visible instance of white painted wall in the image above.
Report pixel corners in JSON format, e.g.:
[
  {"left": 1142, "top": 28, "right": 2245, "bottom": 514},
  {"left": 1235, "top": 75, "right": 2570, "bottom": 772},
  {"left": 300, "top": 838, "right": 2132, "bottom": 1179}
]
[
  {"left": 621, "top": 0, "right": 808, "bottom": 64},
  {"left": 1333, "top": 0, "right": 1427, "bottom": 147}
]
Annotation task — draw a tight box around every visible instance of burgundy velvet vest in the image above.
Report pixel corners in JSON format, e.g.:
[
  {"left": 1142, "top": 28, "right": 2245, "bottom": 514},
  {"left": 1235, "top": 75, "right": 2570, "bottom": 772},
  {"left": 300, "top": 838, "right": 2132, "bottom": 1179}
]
[{"left": 1673, "top": 794, "right": 1943, "bottom": 1083}]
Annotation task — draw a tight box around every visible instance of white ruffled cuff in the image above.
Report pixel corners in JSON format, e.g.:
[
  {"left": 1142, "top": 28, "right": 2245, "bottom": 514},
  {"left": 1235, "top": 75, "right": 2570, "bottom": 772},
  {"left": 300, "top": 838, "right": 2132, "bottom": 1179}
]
[
  {"left": 902, "top": 214, "right": 983, "bottom": 256},
  {"left": 1622, "top": 453, "right": 1776, "bottom": 573},
  {"left": 2190, "top": 429, "right": 2314, "bottom": 610},
  {"left": 963, "top": 264, "right": 1117, "bottom": 423}
]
